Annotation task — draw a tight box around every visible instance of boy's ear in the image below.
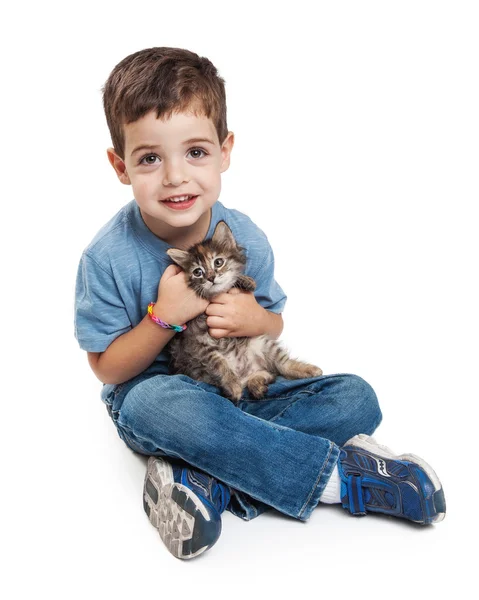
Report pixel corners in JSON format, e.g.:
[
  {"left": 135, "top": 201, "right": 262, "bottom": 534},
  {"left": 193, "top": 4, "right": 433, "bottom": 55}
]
[
  {"left": 220, "top": 131, "right": 235, "bottom": 173},
  {"left": 166, "top": 248, "right": 190, "bottom": 269},
  {"left": 107, "top": 147, "right": 131, "bottom": 185}
]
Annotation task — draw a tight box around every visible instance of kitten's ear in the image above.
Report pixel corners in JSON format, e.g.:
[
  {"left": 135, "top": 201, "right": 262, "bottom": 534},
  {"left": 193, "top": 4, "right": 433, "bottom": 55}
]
[
  {"left": 166, "top": 248, "right": 190, "bottom": 269},
  {"left": 212, "top": 221, "right": 236, "bottom": 248}
]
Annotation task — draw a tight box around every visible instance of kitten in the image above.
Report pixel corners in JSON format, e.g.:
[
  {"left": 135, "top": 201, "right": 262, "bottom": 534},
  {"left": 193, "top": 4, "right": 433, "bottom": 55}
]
[{"left": 165, "top": 221, "right": 322, "bottom": 403}]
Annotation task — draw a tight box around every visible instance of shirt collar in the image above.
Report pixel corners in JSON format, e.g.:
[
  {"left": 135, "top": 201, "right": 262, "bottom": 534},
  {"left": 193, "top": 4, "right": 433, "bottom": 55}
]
[{"left": 127, "top": 198, "right": 224, "bottom": 260}]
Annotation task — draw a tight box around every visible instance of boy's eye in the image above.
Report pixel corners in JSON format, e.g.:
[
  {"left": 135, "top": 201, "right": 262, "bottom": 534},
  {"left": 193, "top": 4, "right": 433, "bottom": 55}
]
[
  {"left": 139, "top": 154, "right": 160, "bottom": 165},
  {"left": 138, "top": 147, "right": 208, "bottom": 165},
  {"left": 193, "top": 268, "right": 204, "bottom": 277},
  {"left": 214, "top": 258, "right": 224, "bottom": 268},
  {"left": 188, "top": 148, "right": 207, "bottom": 159}
]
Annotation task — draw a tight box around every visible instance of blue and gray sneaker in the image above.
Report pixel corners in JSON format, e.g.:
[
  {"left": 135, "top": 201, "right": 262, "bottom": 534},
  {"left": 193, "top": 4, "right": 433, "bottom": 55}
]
[
  {"left": 338, "top": 434, "right": 446, "bottom": 524},
  {"left": 143, "top": 456, "right": 231, "bottom": 559}
]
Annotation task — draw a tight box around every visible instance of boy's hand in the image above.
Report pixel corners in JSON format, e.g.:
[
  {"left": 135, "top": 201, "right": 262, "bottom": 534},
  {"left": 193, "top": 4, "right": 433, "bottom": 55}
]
[
  {"left": 155, "top": 265, "right": 209, "bottom": 325},
  {"left": 206, "top": 288, "right": 266, "bottom": 338}
]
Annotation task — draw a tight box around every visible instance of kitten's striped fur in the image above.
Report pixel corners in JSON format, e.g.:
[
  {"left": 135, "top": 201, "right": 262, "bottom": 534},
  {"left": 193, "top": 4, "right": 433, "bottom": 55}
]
[{"left": 166, "top": 221, "right": 322, "bottom": 403}]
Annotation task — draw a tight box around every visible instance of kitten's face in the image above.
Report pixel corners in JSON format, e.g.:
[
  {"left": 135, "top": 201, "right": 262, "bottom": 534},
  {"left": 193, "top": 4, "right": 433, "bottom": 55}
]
[
  {"left": 166, "top": 221, "right": 246, "bottom": 300},
  {"left": 183, "top": 246, "right": 244, "bottom": 299}
]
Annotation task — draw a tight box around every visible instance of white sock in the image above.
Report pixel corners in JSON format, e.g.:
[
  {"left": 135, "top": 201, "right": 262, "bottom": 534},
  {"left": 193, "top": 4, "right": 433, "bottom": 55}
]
[{"left": 319, "top": 464, "right": 341, "bottom": 504}]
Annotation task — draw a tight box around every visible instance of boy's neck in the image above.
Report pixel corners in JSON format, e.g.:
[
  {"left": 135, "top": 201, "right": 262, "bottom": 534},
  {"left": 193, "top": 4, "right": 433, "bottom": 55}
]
[{"left": 139, "top": 206, "right": 212, "bottom": 249}]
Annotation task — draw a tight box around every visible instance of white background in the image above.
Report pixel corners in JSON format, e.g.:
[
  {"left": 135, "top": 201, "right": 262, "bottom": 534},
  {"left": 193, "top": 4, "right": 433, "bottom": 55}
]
[{"left": 2, "top": 1, "right": 477, "bottom": 598}]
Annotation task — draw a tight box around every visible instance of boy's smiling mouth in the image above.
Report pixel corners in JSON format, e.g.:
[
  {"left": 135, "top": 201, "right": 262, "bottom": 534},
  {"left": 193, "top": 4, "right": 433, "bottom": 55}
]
[
  {"left": 161, "top": 194, "right": 197, "bottom": 202},
  {"left": 161, "top": 195, "right": 198, "bottom": 210}
]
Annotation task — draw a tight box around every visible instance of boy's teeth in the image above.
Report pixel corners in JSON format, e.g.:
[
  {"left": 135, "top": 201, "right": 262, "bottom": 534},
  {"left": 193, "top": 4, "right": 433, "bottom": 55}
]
[{"left": 164, "top": 195, "right": 192, "bottom": 203}]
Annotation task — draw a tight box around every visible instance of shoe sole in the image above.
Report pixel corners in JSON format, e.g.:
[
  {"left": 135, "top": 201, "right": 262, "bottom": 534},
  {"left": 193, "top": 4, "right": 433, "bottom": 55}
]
[
  {"left": 143, "top": 457, "right": 221, "bottom": 559},
  {"left": 346, "top": 434, "right": 446, "bottom": 524}
]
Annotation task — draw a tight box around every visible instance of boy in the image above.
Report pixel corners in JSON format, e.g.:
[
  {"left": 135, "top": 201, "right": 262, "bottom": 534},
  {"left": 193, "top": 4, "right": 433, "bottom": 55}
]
[{"left": 74, "top": 47, "right": 446, "bottom": 560}]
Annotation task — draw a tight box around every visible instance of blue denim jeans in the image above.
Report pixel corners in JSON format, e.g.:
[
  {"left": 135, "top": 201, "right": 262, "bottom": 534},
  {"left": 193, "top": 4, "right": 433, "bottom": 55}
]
[{"left": 101, "top": 366, "right": 382, "bottom": 522}]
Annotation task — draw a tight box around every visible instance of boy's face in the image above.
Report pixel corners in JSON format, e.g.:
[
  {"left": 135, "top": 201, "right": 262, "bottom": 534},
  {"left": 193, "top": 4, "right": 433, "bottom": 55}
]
[{"left": 107, "top": 108, "right": 234, "bottom": 244}]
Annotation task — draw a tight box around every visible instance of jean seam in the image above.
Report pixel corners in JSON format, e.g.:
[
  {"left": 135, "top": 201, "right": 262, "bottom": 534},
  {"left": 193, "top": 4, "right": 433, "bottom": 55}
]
[
  {"left": 240, "top": 395, "right": 294, "bottom": 408},
  {"left": 268, "top": 392, "right": 309, "bottom": 422},
  {"left": 231, "top": 490, "right": 258, "bottom": 520},
  {"left": 243, "top": 412, "right": 292, "bottom": 432},
  {"left": 300, "top": 373, "right": 356, "bottom": 395},
  {"left": 267, "top": 374, "right": 353, "bottom": 418},
  {"left": 115, "top": 417, "right": 160, "bottom": 447},
  {"left": 103, "top": 382, "right": 125, "bottom": 408},
  {"left": 298, "top": 441, "right": 335, "bottom": 519}
]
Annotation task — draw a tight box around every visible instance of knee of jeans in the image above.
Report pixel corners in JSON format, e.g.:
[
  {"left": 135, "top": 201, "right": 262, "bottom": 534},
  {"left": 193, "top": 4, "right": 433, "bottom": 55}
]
[
  {"left": 339, "top": 374, "right": 382, "bottom": 430},
  {"left": 116, "top": 375, "right": 209, "bottom": 441}
]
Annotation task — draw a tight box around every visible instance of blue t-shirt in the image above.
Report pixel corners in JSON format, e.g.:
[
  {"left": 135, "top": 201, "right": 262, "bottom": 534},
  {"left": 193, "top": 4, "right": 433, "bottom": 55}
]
[{"left": 74, "top": 199, "right": 287, "bottom": 374}]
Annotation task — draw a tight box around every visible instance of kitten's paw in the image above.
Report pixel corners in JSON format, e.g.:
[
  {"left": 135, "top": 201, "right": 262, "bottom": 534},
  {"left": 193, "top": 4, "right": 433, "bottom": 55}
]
[
  {"left": 246, "top": 371, "right": 275, "bottom": 400},
  {"left": 307, "top": 366, "right": 323, "bottom": 377},
  {"left": 223, "top": 381, "right": 243, "bottom": 404},
  {"left": 278, "top": 359, "right": 323, "bottom": 380},
  {"left": 235, "top": 275, "right": 256, "bottom": 292},
  {"left": 249, "top": 382, "right": 268, "bottom": 400},
  {"left": 300, "top": 364, "right": 323, "bottom": 378}
]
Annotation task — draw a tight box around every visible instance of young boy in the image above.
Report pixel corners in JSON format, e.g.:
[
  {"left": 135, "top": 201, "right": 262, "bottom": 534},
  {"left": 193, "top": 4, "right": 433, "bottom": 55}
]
[{"left": 74, "top": 47, "right": 446, "bottom": 560}]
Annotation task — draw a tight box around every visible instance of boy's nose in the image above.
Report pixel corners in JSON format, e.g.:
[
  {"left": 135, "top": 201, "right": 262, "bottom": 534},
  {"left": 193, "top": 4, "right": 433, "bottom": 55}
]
[{"left": 162, "top": 160, "right": 188, "bottom": 186}]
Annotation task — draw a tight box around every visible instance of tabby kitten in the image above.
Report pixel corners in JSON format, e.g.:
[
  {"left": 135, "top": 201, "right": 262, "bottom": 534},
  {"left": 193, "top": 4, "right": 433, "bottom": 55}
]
[{"left": 165, "top": 221, "right": 322, "bottom": 403}]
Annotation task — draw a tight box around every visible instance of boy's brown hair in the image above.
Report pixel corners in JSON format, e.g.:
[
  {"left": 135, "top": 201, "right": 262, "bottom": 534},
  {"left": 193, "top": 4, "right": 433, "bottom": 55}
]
[{"left": 102, "top": 47, "right": 228, "bottom": 160}]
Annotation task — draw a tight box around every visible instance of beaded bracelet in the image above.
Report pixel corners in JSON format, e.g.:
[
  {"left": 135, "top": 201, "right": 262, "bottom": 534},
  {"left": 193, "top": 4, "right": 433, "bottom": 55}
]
[{"left": 147, "top": 302, "right": 187, "bottom": 333}]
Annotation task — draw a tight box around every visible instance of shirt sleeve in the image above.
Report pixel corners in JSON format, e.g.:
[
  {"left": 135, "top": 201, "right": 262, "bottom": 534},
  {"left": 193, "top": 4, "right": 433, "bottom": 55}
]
[
  {"left": 250, "top": 241, "right": 287, "bottom": 314},
  {"left": 74, "top": 251, "right": 132, "bottom": 352}
]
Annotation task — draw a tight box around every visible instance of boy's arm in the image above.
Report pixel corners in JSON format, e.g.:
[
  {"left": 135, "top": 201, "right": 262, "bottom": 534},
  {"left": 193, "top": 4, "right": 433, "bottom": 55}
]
[
  {"left": 75, "top": 250, "right": 172, "bottom": 385},
  {"left": 262, "top": 310, "right": 283, "bottom": 339},
  {"left": 91, "top": 297, "right": 283, "bottom": 383},
  {"left": 80, "top": 264, "right": 209, "bottom": 385},
  {"left": 76, "top": 252, "right": 193, "bottom": 384},
  {"left": 87, "top": 313, "right": 176, "bottom": 385},
  {"left": 264, "top": 310, "right": 284, "bottom": 340}
]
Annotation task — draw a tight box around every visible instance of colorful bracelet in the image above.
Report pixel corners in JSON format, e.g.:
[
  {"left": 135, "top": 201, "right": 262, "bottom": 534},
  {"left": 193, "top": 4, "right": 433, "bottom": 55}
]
[{"left": 147, "top": 302, "right": 187, "bottom": 333}]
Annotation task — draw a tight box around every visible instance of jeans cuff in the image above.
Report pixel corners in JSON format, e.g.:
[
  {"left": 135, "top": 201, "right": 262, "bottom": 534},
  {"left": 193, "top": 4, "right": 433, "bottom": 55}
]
[
  {"left": 298, "top": 441, "right": 341, "bottom": 521},
  {"left": 227, "top": 489, "right": 272, "bottom": 521}
]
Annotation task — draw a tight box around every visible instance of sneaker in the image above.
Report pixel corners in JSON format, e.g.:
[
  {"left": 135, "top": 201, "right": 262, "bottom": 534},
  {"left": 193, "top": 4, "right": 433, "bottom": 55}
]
[
  {"left": 143, "top": 456, "right": 231, "bottom": 559},
  {"left": 338, "top": 434, "right": 446, "bottom": 524}
]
